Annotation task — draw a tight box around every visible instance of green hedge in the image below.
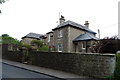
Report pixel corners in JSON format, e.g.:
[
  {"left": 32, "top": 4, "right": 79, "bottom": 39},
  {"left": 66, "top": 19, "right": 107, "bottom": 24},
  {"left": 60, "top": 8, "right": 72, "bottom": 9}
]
[
  {"left": 38, "top": 45, "right": 49, "bottom": 51},
  {"left": 114, "top": 53, "right": 120, "bottom": 80}
]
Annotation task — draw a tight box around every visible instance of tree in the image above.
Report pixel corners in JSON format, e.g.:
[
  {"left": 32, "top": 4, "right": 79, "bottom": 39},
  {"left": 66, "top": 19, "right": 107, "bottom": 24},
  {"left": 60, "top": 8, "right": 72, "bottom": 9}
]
[
  {"left": 90, "top": 41, "right": 103, "bottom": 53},
  {"left": 0, "top": 0, "right": 6, "bottom": 4},
  {"left": 1, "top": 34, "right": 20, "bottom": 45},
  {"left": 38, "top": 45, "right": 49, "bottom": 52},
  {"left": 2, "top": 34, "right": 9, "bottom": 37},
  {"left": 90, "top": 35, "right": 120, "bottom": 53},
  {"left": 0, "top": 0, "right": 9, "bottom": 4},
  {"left": 31, "top": 40, "right": 49, "bottom": 51},
  {"left": 0, "top": 0, "right": 9, "bottom": 13},
  {"left": 31, "top": 40, "right": 43, "bottom": 48}
]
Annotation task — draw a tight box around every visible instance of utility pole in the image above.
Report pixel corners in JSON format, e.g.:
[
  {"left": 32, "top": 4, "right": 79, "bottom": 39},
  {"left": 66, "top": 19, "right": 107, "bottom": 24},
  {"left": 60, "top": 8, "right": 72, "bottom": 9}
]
[{"left": 118, "top": 1, "right": 120, "bottom": 39}]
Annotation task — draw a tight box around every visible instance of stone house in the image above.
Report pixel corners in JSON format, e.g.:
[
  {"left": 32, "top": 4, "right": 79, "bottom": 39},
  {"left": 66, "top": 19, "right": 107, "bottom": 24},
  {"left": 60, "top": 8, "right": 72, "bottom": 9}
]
[
  {"left": 45, "top": 31, "right": 54, "bottom": 46},
  {"left": 21, "top": 16, "right": 99, "bottom": 53},
  {"left": 21, "top": 32, "right": 44, "bottom": 49},
  {"left": 51, "top": 16, "right": 99, "bottom": 52}
]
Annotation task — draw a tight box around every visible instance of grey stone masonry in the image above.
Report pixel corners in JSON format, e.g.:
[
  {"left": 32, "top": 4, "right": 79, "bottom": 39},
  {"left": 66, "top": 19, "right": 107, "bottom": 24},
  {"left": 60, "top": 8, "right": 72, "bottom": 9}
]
[
  {"left": 2, "top": 48, "right": 116, "bottom": 78},
  {"left": 28, "top": 52, "right": 116, "bottom": 78}
]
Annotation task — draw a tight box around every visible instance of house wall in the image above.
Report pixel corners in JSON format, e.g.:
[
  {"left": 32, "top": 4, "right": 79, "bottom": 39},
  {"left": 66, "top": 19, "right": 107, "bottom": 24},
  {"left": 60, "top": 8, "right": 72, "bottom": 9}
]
[
  {"left": 75, "top": 42, "right": 83, "bottom": 52},
  {"left": 50, "top": 36, "right": 53, "bottom": 46},
  {"left": 8, "top": 44, "right": 19, "bottom": 51},
  {"left": 49, "top": 33, "right": 53, "bottom": 46},
  {"left": 75, "top": 41, "right": 94, "bottom": 53},
  {"left": 21, "top": 38, "right": 38, "bottom": 45},
  {"left": 53, "top": 26, "right": 94, "bottom": 52},
  {"left": 45, "top": 33, "right": 53, "bottom": 47},
  {"left": 42, "top": 38, "right": 47, "bottom": 45},
  {"left": 53, "top": 27, "right": 69, "bottom": 52},
  {"left": 45, "top": 34, "right": 49, "bottom": 45},
  {"left": 68, "top": 27, "right": 85, "bottom": 52}
]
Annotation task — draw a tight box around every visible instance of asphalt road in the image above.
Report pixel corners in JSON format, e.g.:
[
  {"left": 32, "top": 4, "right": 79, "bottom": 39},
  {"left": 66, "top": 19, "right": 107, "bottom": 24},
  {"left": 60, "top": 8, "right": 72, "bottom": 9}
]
[
  {"left": 2, "top": 63, "right": 62, "bottom": 80},
  {"left": 1, "top": 63, "right": 99, "bottom": 80}
]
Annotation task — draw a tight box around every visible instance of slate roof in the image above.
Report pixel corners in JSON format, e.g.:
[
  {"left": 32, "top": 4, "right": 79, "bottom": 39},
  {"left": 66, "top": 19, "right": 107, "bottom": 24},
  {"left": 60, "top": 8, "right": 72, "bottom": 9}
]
[
  {"left": 52, "top": 20, "right": 96, "bottom": 34},
  {"left": 73, "top": 33, "right": 99, "bottom": 42},
  {"left": 46, "top": 31, "right": 53, "bottom": 34},
  {"left": 22, "top": 32, "right": 44, "bottom": 40}
]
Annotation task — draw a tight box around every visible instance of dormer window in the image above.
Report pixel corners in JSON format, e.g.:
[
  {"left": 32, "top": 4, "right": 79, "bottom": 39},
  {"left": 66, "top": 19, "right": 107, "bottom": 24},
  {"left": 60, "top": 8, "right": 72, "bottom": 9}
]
[{"left": 58, "top": 30, "right": 63, "bottom": 38}]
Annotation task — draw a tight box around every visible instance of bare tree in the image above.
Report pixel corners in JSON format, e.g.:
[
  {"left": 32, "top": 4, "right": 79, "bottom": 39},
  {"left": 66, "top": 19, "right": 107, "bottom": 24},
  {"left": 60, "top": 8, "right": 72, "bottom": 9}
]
[
  {"left": 0, "top": 0, "right": 8, "bottom": 4},
  {"left": 90, "top": 40, "right": 110, "bottom": 53},
  {"left": 0, "top": 0, "right": 9, "bottom": 13},
  {"left": 90, "top": 35, "right": 119, "bottom": 53}
]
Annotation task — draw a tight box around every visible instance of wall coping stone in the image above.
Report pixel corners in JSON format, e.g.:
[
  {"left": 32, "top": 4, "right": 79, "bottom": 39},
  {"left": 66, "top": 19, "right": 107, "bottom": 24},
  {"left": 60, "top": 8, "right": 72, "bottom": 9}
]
[{"left": 31, "top": 51, "right": 115, "bottom": 57}]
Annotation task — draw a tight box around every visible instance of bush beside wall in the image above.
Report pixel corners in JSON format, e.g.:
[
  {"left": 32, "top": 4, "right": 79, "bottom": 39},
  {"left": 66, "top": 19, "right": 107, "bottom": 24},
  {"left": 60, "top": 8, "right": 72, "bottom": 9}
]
[{"left": 114, "top": 54, "right": 120, "bottom": 80}]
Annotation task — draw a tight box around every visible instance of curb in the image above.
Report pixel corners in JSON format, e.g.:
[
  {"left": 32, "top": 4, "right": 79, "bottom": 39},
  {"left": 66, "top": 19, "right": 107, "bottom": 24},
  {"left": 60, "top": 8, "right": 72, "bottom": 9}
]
[{"left": 3, "top": 62, "right": 66, "bottom": 80}]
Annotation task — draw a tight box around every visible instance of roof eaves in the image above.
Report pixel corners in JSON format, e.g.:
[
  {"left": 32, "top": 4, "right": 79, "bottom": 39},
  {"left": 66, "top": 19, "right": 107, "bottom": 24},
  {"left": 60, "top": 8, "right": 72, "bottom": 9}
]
[{"left": 22, "top": 36, "right": 40, "bottom": 40}]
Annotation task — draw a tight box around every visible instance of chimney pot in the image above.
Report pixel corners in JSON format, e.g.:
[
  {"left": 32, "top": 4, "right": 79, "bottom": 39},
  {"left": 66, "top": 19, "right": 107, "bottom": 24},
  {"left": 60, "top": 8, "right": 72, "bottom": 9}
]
[
  {"left": 59, "top": 15, "right": 65, "bottom": 24},
  {"left": 84, "top": 21, "right": 89, "bottom": 28}
]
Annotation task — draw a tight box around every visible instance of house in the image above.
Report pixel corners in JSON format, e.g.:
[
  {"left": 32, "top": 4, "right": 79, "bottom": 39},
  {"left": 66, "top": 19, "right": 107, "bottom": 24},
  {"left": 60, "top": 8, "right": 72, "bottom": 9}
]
[
  {"left": 51, "top": 16, "right": 99, "bottom": 52},
  {"left": 21, "top": 16, "right": 99, "bottom": 53},
  {"left": 21, "top": 32, "right": 44, "bottom": 46},
  {"left": 45, "top": 31, "right": 54, "bottom": 47}
]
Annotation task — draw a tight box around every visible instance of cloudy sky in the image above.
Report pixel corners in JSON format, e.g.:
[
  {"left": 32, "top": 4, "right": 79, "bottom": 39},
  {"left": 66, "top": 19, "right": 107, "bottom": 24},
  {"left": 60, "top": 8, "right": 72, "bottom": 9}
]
[{"left": 0, "top": 0, "right": 119, "bottom": 40}]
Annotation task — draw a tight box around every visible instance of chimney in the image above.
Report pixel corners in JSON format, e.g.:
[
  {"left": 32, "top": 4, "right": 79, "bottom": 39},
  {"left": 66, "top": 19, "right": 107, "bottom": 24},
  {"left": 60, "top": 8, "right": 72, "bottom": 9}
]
[
  {"left": 59, "top": 15, "right": 65, "bottom": 24},
  {"left": 84, "top": 21, "right": 89, "bottom": 28}
]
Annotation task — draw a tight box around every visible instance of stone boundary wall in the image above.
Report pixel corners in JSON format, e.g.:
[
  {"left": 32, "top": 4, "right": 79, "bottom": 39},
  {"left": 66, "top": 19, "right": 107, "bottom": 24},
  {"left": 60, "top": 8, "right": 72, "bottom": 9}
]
[
  {"left": 2, "top": 50, "right": 116, "bottom": 78},
  {"left": 28, "top": 52, "right": 116, "bottom": 78}
]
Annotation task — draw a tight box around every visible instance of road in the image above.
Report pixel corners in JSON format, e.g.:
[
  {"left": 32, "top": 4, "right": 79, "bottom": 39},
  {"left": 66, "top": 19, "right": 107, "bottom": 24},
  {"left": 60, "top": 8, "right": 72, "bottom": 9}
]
[
  {"left": 1, "top": 63, "right": 98, "bottom": 80},
  {"left": 2, "top": 63, "right": 62, "bottom": 80}
]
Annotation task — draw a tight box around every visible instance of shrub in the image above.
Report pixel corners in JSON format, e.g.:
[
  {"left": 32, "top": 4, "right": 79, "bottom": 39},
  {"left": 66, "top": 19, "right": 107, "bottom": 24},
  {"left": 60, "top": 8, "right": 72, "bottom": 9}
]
[
  {"left": 31, "top": 40, "right": 43, "bottom": 47},
  {"left": 114, "top": 54, "right": 120, "bottom": 80},
  {"left": 19, "top": 44, "right": 32, "bottom": 51},
  {"left": 18, "top": 44, "right": 32, "bottom": 62},
  {"left": 38, "top": 45, "right": 49, "bottom": 52},
  {"left": 1, "top": 35, "right": 20, "bottom": 45}
]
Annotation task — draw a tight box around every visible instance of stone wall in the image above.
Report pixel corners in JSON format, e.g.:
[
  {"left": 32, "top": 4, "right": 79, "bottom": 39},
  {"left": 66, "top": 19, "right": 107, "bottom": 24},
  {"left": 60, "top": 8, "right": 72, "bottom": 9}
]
[
  {"left": 28, "top": 52, "right": 116, "bottom": 78},
  {"left": 2, "top": 47, "right": 116, "bottom": 78}
]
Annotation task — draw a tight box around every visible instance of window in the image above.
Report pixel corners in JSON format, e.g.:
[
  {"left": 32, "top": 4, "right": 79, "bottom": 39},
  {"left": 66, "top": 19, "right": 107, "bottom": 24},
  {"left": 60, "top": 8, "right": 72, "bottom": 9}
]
[
  {"left": 58, "top": 30, "right": 62, "bottom": 38},
  {"left": 58, "top": 43, "right": 62, "bottom": 52},
  {"left": 82, "top": 42, "right": 86, "bottom": 49}
]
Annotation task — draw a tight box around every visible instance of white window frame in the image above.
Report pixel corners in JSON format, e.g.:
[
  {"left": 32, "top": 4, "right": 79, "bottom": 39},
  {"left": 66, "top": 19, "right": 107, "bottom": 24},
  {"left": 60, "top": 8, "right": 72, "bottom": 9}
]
[
  {"left": 82, "top": 42, "right": 86, "bottom": 49},
  {"left": 58, "top": 43, "right": 62, "bottom": 52},
  {"left": 58, "top": 30, "right": 63, "bottom": 38}
]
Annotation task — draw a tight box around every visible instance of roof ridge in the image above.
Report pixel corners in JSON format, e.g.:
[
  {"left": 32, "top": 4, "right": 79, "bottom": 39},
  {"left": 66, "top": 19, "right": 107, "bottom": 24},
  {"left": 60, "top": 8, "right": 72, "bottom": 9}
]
[
  {"left": 67, "top": 20, "right": 83, "bottom": 26},
  {"left": 53, "top": 20, "right": 96, "bottom": 34},
  {"left": 28, "top": 32, "right": 43, "bottom": 35}
]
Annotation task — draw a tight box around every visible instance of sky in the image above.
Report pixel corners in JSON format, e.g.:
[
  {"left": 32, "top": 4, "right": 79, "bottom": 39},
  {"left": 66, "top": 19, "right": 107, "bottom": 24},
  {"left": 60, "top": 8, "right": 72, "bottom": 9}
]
[{"left": 0, "top": 0, "right": 119, "bottom": 40}]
